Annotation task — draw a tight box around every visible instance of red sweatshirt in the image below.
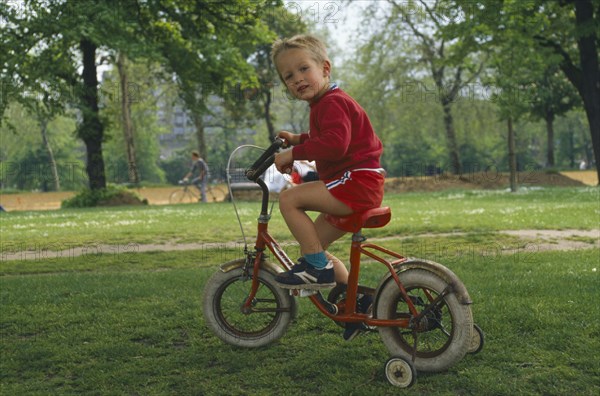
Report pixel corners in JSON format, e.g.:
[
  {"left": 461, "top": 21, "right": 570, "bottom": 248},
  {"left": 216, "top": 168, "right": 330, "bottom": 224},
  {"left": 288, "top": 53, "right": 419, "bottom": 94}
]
[{"left": 292, "top": 87, "right": 383, "bottom": 180}]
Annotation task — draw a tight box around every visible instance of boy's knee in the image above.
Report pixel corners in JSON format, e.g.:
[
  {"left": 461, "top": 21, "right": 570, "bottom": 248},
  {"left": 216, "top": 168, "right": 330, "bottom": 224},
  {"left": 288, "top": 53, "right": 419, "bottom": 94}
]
[
  {"left": 278, "top": 189, "right": 297, "bottom": 213},
  {"left": 279, "top": 188, "right": 294, "bottom": 201}
]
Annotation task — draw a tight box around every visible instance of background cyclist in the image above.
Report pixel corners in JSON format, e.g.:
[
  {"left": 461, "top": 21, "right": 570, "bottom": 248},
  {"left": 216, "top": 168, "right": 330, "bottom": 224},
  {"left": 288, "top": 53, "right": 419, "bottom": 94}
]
[{"left": 182, "top": 150, "right": 209, "bottom": 202}]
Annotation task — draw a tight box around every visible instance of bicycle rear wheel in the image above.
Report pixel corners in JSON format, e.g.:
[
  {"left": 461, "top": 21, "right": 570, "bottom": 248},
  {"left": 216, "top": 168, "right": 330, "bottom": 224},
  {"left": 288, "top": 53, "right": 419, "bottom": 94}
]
[
  {"left": 375, "top": 268, "right": 472, "bottom": 373},
  {"left": 207, "top": 185, "right": 227, "bottom": 202}
]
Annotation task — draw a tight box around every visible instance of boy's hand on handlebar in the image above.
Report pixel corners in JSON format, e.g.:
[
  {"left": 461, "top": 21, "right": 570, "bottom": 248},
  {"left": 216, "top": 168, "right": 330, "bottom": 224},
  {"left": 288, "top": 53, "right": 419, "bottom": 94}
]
[
  {"left": 277, "top": 131, "right": 301, "bottom": 146},
  {"left": 274, "top": 150, "right": 294, "bottom": 174}
]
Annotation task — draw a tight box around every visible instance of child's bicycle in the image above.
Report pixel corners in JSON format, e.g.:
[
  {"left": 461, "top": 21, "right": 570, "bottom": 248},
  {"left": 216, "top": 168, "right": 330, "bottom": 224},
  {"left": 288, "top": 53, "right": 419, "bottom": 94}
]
[
  {"left": 169, "top": 180, "right": 226, "bottom": 203},
  {"left": 203, "top": 139, "right": 484, "bottom": 388}
]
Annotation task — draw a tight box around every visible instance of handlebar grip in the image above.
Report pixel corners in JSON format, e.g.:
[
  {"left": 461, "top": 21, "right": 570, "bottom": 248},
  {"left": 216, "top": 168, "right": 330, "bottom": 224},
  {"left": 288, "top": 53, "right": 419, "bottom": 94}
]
[
  {"left": 246, "top": 138, "right": 286, "bottom": 181},
  {"left": 249, "top": 138, "right": 285, "bottom": 170},
  {"left": 248, "top": 155, "right": 275, "bottom": 182}
]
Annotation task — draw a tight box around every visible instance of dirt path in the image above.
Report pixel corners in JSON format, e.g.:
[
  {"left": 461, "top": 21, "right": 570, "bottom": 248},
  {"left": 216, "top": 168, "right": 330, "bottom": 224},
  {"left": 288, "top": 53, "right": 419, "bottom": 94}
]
[
  {"left": 0, "top": 187, "right": 191, "bottom": 211},
  {"left": 1, "top": 171, "right": 596, "bottom": 212},
  {"left": 2, "top": 229, "right": 598, "bottom": 262},
  {"left": 499, "top": 229, "right": 600, "bottom": 252}
]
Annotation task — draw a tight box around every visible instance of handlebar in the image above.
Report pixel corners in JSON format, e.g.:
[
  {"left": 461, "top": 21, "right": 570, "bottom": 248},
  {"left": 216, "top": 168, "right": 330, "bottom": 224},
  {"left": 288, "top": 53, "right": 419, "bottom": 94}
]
[{"left": 245, "top": 138, "right": 287, "bottom": 182}]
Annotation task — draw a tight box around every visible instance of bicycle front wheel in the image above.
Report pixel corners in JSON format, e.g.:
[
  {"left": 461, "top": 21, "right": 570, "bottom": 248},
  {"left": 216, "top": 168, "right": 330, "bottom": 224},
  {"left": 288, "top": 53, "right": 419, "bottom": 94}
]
[
  {"left": 203, "top": 265, "right": 295, "bottom": 348},
  {"left": 375, "top": 268, "right": 473, "bottom": 373},
  {"left": 169, "top": 188, "right": 197, "bottom": 204}
]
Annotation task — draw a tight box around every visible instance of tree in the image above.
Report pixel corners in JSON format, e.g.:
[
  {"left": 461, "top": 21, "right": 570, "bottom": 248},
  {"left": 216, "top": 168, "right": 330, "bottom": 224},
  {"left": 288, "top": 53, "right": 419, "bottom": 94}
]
[
  {"left": 556, "top": 110, "right": 593, "bottom": 167},
  {"left": 0, "top": 102, "right": 83, "bottom": 191},
  {"left": 148, "top": 1, "right": 277, "bottom": 160},
  {"left": 249, "top": 8, "right": 307, "bottom": 142},
  {"left": 1, "top": 0, "right": 276, "bottom": 191},
  {"left": 380, "top": 0, "right": 486, "bottom": 175},
  {"left": 1, "top": 1, "right": 80, "bottom": 191},
  {"left": 1, "top": 1, "right": 142, "bottom": 190},
  {"left": 116, "top": 52, "right": 139, "bottom": 185},
  {"left": 79, "top": 38, "right": 107, "bottom": 190},
  {"left": 31, "top": 100, "right": 61, "bottom": 191},
  {"left": 482, "top": 46, "right": 531, "bottom": 192},
  {"left": 100, "top": 61, "right": 169, "bottom": 185},
  {"left": 528, "top": 67, "right": 581, "bottom": 167},
  {"left": 448, "top": 0, "right": 600, "bottom": 184},
  {"left": 5, "top": 97, "right": 64, "bottom": 191},
  {"left": 539, "top": 0, "right": 599, "bottom": 182}
]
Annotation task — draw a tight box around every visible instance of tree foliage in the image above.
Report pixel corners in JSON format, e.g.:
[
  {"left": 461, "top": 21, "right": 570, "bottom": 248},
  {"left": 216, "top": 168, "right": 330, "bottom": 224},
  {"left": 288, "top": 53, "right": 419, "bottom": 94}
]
[
  {"left": 1, "top": 0, "right": 596, "bottom": 195},
  {"left": 100, "top": 61, "right": 169, "bottom": 185},
  {"left": 341, "top": 0, "right": 596, "bottom": 184},
  {"left": 1, "top": 0, "right": 278, "bottom": 190},
  {"left": 0, "top": 103, "right": 83, "bottom": 191},
  {"left": 447, "top": 0, "right": 599, "bottom": 183}
]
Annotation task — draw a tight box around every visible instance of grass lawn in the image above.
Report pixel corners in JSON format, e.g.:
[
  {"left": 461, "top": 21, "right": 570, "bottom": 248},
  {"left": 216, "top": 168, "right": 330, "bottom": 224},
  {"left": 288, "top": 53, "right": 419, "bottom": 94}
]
[
  {"left": 1, "top": 186, "right": 599, "bottom": 394},
  {"left": 1, "top": 187, "right": 598, "bottom": 253},
  {"left": 0, "top": 248, "right": 598, "bottom": 395}
]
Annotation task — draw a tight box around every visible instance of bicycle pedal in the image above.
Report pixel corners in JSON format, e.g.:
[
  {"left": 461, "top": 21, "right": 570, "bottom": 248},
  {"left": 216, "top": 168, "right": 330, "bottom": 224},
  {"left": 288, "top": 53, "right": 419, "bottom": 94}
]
[{"left": 289, "top": 289, "right": 318, "bottom": 297}]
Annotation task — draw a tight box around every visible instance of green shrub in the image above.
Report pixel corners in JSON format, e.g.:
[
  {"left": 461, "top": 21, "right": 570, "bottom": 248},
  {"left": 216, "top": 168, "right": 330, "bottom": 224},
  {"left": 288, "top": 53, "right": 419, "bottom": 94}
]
[
  {"left": 61, "top": 185, "right": 148, "bottom": 208},
  {"left": 0, "top": 188, "right": 21, "bottom": 194}
]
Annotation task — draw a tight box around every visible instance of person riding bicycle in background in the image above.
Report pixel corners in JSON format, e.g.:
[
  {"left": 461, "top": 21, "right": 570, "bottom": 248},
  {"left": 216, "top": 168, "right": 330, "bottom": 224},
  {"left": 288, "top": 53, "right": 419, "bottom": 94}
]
[
  {"left": 182, "top": 151, "right": 209, "bottom": 203},
  {"left": 271, "top": 34, "right": 385, "bottom": 340}
]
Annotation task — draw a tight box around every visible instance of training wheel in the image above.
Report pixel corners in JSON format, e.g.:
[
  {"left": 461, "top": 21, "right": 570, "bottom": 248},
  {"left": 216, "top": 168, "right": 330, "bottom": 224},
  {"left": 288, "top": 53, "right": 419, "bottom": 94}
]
[
  {"left": 468, "top": 324, "right": 485, "bottom": 354},
  {"left": 385, "top": 357, "right": 416, "bottom": 388}
]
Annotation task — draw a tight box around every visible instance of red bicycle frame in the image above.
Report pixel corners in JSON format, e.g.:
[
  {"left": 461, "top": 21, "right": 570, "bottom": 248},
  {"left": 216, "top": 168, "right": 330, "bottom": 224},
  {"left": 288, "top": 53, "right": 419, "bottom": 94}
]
[
  {"left": 242, "top": 214, "right": 424, "bottom": 329},
  {"left": 240, "top": 138, "right": 427, "bottom": 330}
]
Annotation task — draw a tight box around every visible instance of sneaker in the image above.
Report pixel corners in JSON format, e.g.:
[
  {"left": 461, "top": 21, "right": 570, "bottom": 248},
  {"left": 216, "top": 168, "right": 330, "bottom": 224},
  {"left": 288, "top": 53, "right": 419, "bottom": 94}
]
[
  {"left": 343, "top": 294, "right": 373, "bottom": 341},
  {"left": 275, "top": 260, "right": 336, "bottom": 290},
  {"left": 288, "top": 257, "right": 308, "bottom": 274}
]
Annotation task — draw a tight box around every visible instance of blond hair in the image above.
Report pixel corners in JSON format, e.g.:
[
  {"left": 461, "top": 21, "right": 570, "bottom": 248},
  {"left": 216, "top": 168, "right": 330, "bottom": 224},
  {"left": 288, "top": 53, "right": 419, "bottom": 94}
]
[{"left": 271, "top": 34, "right": 330, "bottom": 82}]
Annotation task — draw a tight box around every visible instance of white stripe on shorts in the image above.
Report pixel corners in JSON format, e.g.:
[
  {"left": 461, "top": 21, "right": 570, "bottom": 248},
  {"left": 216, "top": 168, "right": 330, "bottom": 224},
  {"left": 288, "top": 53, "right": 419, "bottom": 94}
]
[{"left": 325, "top": 168, "right": 386, "bottom": 190}]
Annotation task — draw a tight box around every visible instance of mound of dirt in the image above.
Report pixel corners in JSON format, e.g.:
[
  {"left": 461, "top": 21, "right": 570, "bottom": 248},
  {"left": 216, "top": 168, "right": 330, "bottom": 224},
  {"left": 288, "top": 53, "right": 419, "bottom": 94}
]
[{"left": 384, "top": 171, "right": 586, "bottom": 193}]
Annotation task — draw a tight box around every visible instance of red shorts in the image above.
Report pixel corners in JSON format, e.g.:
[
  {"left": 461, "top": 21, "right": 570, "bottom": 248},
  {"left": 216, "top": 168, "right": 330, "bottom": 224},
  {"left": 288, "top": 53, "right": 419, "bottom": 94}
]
[{"left": 324, "top": 168, "right": 385, "bottom": 213}]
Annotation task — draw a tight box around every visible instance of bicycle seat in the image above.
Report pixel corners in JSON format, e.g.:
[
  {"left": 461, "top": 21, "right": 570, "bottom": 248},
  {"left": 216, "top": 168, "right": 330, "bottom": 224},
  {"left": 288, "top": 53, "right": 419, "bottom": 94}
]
[{"left": 325, "top": 207, "right": 391, "bottom": 233}]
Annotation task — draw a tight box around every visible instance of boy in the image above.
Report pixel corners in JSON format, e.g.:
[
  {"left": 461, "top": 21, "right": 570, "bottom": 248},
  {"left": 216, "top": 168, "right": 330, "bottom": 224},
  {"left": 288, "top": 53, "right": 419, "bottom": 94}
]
[{"left": 271, "top": 35, "right": 385, "bottom": 340}]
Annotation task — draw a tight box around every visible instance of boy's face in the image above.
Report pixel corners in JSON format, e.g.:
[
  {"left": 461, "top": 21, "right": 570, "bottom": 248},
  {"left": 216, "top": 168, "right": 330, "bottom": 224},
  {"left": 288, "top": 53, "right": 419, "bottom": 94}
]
[{"left": 275, "top": 48, "right": 330, "bottom": 103}]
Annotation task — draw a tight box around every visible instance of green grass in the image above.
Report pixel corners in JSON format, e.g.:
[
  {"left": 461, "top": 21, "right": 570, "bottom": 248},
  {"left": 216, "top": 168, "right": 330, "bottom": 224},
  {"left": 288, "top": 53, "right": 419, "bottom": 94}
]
[
  {"left": 1, "top": 249, "right": 598, "bottom": 395},
  {"left": 381, "top": 187, "right": 599, "bottom": 235},
  {"left": 2, "top": 187, "right": 599, "bottom": 254},
  {"left": 1, "top": 186, "right": 599, "bottom": 394}
]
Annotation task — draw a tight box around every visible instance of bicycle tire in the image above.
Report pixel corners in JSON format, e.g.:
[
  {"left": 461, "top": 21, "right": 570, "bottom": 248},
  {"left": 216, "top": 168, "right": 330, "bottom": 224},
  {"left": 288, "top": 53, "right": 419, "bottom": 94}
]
[
  {"left": 169, "top": 187, "right": 197, "bottom": 204},
  {"left": 375, "top": 268, "right": 473, "bottom": 373},
  {"left": 203, "top": 263, "right": 295, "bottom": 348},
  {"left": 207, "top": 185, "right": 227, "bottom": 202}
]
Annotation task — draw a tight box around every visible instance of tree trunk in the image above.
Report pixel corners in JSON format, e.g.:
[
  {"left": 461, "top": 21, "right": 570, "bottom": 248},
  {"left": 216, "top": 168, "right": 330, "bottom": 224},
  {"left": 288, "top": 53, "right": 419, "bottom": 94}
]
[
  {"left": 567, "top": 119, "right": 575, "bottom": 168},
  {"left": 116, "top": 52, "right": 139, "bottom": 185},
  {"left": 39, "top": 117, "right": 60, "bottom": 191},
  {"left": 569, "top": 0, "right": 600, "bottom": 184},
  {"left": 79, "top": 39, "right": 106, "bottom": 190},
  {"left": 545, "top": 111, "right": 555, "bottom": 168},
  {"left": 441, "top": 101, "right": 462, "bottom": 175},
  {"left": 192, "top": 112, "right": 207, "bottom": 160},
  {"left": 538, "top": 1, "right": 599, "bottom": 183},
  {"left": 264, "top": 88, "right": 276, "bottom": 142},
  {"left": 508, "top": 117, "right": 518, "bottom": 192},
  {"left": 580, "top": 94, "right": 600, "bottom": 181}
]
